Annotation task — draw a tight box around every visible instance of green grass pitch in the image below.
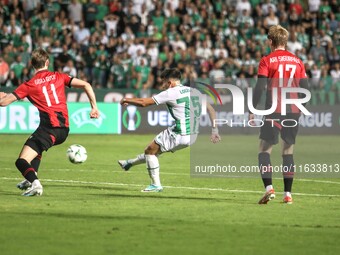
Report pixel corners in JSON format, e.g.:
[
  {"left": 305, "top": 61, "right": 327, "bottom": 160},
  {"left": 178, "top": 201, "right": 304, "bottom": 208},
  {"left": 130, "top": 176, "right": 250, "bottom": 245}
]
[{"left": 0, "top": 134, "right": 340, "bottom": 255}]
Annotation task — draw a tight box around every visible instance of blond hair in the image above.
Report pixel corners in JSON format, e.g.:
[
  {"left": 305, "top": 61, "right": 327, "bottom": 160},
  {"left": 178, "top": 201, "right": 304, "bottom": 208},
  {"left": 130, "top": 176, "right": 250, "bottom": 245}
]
[
  {"left": 267, "top": 25, "right": 289, "bottom": 48},
  {"left": 31, "top": 48, "right": 49, "bottom": 69}
]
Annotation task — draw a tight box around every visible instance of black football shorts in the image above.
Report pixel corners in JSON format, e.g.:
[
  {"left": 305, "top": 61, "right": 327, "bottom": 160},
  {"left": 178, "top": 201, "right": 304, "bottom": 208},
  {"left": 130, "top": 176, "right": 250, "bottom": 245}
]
[
  {"left": 25, "top": 126, "right": 70, "bottom": 154},
  {"left": 259, "top": 113, "right": 300, "bottom": 145}
]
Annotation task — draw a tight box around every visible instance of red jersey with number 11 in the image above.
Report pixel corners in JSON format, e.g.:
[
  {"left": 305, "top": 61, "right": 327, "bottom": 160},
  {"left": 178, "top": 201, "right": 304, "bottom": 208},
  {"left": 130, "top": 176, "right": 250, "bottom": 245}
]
[
  {"left": 257, "top": 49, "right": 307, "bottom": 113},
  {"left": 13, "top": 70, "right": 72, "bottom": 128}
]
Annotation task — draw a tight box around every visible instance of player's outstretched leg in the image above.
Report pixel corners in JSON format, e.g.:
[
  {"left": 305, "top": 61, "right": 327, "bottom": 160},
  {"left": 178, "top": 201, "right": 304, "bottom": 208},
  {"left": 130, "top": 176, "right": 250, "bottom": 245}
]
[
  {"left": 16, "top": 154, "right": 42, "bottom": 190},
  {"left": 15, "top": 158, "right": 43, "bottom": 196},
  {"left": 118, "top": 153, "right": 161, "bottom": 171},
  {"left": 142, "top": 154, "right": 163, "bottom": 192},
  {"left": 118, "top": 153, "right": 145, "bottom": 171},
  {"left": 282, "top": 154, "right": 294, "bottom": 204},
  {"left": 258, "top": 152, "right": 275, "bottom": 204}
]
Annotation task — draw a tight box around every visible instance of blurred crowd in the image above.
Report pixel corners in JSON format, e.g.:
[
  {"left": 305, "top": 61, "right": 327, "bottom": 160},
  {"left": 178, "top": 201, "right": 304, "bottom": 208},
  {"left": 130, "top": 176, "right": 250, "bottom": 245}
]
[{"left": 0, "top": 0, "right": 340, "bottom": 104}]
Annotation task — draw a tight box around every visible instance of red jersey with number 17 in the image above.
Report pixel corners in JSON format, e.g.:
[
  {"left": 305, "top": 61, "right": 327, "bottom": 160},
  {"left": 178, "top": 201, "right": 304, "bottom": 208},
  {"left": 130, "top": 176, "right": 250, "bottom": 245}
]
[
  {"left": 13, "top": 70, "right": 72, "bottom": 128},
  {"left": 257, "top": 49, "right": 307, "bottom": 114}
]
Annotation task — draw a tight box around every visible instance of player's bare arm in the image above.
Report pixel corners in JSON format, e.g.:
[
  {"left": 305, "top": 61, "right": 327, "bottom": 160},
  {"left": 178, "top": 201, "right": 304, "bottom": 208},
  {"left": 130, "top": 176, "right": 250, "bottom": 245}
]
[
  {"left": 120, "top": 97, "right": 155, "bottom": 107},
  {"left": 70, "top": 78, "right": 99, "bottom": 119},
  {"left": 0, "top": 92, "right": 18, "bottom": 107},
  {"left": 207, "top": 103, "right": 221, "bottom": 143}
]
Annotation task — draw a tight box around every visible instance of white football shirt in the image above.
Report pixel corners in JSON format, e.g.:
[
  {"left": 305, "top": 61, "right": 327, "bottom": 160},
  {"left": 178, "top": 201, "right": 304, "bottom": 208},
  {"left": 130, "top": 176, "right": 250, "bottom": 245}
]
[{"left": 152, "top": 84, "right": 202, "bottom": 135}]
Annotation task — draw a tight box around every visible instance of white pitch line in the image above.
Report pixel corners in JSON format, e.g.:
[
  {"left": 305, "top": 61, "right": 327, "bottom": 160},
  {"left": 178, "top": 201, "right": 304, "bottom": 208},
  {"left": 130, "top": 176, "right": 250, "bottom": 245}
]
[
  {"left": 1, "top": 177, "right": 339, "bottom": 197},
  {"left": 2, "top": 168, "right": 340, "bottom": 182},
  {"left": 1, "top": 168, "right": 189, "bottom": 176},
  {"left": 295, "top": 179, "right": 340, "bottom": 185}
]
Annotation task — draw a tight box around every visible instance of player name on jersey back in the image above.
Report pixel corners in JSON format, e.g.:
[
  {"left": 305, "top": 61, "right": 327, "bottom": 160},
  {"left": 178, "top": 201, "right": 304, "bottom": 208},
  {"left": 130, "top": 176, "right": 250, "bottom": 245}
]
[
  {"left": 180, "top": 88, "right": 191, "bottom": 94},
  {"left": 34, "top": 74, "right": 56, "bottom": 85},
  {"left": 270, "top": 56, "right": 301, "bottom": 64}
]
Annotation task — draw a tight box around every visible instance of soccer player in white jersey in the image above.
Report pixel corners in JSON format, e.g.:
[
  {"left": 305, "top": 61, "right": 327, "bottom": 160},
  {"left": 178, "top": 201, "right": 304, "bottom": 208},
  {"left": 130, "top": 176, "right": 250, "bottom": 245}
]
[{"left": 119, "top": 68, "right": 221, "bottom": 192}]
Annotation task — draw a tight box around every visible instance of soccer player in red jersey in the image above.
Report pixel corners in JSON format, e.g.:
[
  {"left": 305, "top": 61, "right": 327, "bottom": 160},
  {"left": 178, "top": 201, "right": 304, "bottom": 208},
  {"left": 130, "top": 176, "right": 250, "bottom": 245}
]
[
  {"left": 0, "top": 48, "right": 99, "bottom": 196},
  {"left": 249, "top": 25, "right": 309, "bottom": 204}
]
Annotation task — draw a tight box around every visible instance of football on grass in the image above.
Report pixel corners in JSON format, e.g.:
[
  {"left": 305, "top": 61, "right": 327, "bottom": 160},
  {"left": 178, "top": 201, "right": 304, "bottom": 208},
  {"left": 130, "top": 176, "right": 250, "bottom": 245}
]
[{"left": 67, "top": 144, "right": 87, "bottom": 164}]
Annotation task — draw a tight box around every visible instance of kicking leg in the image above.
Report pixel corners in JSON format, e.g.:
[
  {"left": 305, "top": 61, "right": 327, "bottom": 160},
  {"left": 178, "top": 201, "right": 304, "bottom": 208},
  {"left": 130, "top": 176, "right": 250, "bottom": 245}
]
[
  {"left": 118, "top": 135, "right": 164, "bottom": 171},
  {"left": 118, "top": 153, "right": 162, "bottom": 171},
  {"left": 118, "top": 154, "right": 144, "bottom": 171}
]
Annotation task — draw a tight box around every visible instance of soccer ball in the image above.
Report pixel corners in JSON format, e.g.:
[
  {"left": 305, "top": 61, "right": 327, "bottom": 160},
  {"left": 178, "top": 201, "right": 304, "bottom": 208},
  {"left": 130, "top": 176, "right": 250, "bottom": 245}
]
[{"left": 67, "top": 144, "right": 87, "bottom": 164}]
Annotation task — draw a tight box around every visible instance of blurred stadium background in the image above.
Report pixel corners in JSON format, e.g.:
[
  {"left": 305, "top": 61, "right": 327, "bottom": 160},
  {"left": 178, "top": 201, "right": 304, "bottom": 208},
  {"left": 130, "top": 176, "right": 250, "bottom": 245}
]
[
  {"left": 0, "top": 0, "right": 340, "bottom": 105},
  {"left": 1, "top": 1, "right": 340, "bottom": 255}
]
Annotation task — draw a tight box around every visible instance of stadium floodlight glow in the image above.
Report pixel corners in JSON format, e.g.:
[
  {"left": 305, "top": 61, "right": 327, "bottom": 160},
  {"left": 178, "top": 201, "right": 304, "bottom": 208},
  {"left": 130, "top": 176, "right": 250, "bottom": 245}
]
[{"left": 214, "top": 84, "right": 312, "bottom": 116}]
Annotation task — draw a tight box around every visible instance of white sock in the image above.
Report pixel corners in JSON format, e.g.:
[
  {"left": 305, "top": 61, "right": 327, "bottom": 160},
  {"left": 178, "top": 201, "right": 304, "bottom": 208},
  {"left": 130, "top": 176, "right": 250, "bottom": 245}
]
[
  {"left": 284, "top": 192, "right": 292, "bottom": 197},
  {"left": 145, "top": 154, "right": 161, "bottom": 186},
  {"left": 265, "top": 185, "right": 273, "bottom": 192},
  {"left": 32, "top": 179, "right": 42, "bottom": 188},
  {"left": 129, "top": 153, "right": 161, "bottom": 166},
  {"left": 128, "top": 153, "right": 146, "bottom": 166}
]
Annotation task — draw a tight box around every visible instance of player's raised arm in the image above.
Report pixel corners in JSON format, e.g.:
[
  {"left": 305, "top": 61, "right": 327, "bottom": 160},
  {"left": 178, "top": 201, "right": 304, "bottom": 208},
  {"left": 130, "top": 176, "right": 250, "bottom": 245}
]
[
  {"left": 206, "top": 102, "right": 221, "bottom": 143},
  {"left": 0, "top": 92, "right": 18, "bottom": 107},
  {"left": 70, "top": 78, "right": 99, "bottom": 119},
  {"left": 120, "top": 97, "right": 156, "bottom": 107}
]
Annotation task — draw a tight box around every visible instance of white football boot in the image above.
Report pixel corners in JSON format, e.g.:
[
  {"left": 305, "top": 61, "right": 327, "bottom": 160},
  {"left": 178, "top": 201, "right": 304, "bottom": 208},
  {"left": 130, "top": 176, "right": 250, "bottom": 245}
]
[{"left": 22, "top": 180, "right": 43, "bottom": 196}]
